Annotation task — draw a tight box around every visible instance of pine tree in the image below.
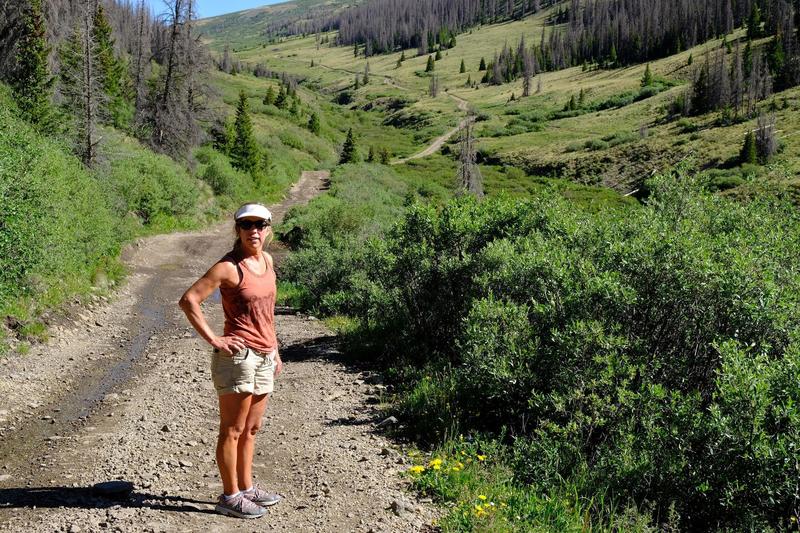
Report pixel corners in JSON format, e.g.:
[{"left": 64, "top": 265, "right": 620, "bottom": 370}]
[
  {"left": 367, "top": 145, "right": 376, "bottom": 162},
  {"left": 363, "top": 61, "right": 370, "bottom": 85},
  {"left": 274, "top": 85, "right": 287, "bottom": 109},
  {"left": 740, "top": 130, "right": 757, "bottom": 164},
  {"left": 435, "top": 49, "right": 442, "bottom": 60},
  {"left": 641, "top": 63, "right": 654, "bottom": 87},
  {"left": 289, "top": 97, "right": 299, "bottom": 116},
  {"left": 479, "top": 57, "right": 487, "bottom": 71},
  {"left": 354, "top": 75, "right": 360, "bottom": 90},
  {"left": 308, "top": 112, "right": 320, "bottom": 134},
  {"left": 339, "top": 128, "right": 357, "bottom": 164},
  {"left": 688, "top": 54, "right": 694, "bottom": 66},
  {"left": 426, "top": 55, "right": 435, "bottom": 72},
  {"left": 747, "top": 3, "right": 763, "bottom": 38},
  {"left": 379, "top": 147, "right": 391, "bottom": 164},
  {"left": 460, "top": 59, "right": 466, "bottom": 73},
  {"left": 11, "top": 0, "right": 54, "bottom": 128},
  {"left": 231, "top": 90, "right": 260, "bottom": 173},
  {"left": 93, "top": 3, "right": 130, "bottom": 127},
  {"left": 263, "top": 86, "right": 276, "bottom": 105}
]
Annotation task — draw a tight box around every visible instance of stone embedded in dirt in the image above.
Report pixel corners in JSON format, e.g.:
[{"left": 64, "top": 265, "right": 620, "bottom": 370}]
[
  {"left": 323, "top": 390, "right": 347, "bottom": 402},
  {"left": 379, "top": 447, "right": 392, "bottom": 456},
  {"left": 390, "top": 499, "right": 415, "bottom": 516},
  {"left": 179, "top": 460, "right": 193, "bottom": 468},
  {"left": 376, "top": 416, "right": 398, "bottom": 428},
  {"left": 160, "top": 425, "right": 170, "bottom": 432}
]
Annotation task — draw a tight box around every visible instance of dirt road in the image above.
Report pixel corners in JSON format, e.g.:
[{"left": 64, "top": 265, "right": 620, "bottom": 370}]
[
  {"left": 0, "top": 171, "right": 436, "bottom": 532},
  {"left": 392, "top": 94, "right": 474, "bottom": 165}
]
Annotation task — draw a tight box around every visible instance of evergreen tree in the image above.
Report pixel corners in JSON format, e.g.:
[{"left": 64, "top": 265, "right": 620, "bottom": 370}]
[
  {"left": 641, "top": 63, "right": 654, "bottom": 87},
  {"left": 11, "top": 0, "right": 54, "bottom": 128},
  {"left": 274, "top": 85, "right": 287, "bottom": 109},
  {"left": 379, "top": 147, "right": 391, "bottom": 164},
  {"left": 339, "top": 128, "right": 357, "bottom": 164},
  {"left": 435, "top": 49, "right": 442, "bottom": 60},
  {"left": 743, "top": 41, "right": 753, "bottom": 77},
  {"left": 308, "top": 112, "right": 320, "bottom": 134},
  {"left": 460, "top": 59, "right": 466, "bottom": 73},
  {"left": 363, "top": 61, "right": 370, "bottom": 85},
  {"left": 609, "top": 43, "right": 618, "bottom": 66},
  {"left": 747, "top": 3, "right": 763, "bottom": 38},
  {"left": 289, "top": 97, "right": 299, "bottom": 116},
  {"left": 92, "top": 3, "right": 131, "bottom": 127},
  {"left": 688, "top": 54, "right": 694, "bottom": 66},
  {"left": 479, "top": 57, "right": 487, "bottom": 71},
  {"left": 367, "top": 145, "right": 376, "bottom": 162},
  {"left": 768, "top": 33, "right": 785, "bottom": 76},
  {"left": 426, "top": 55, "right": 435, "bottom": 72},
  {"left": 740, "top": 130, "right": 757, "bottom": 164},
  {"left": 354, "top": 75, "right": 360, "bottom": 90},
  {"left": 263, "top": 86, "right": 276, "bottom": 105},
  {"left": 231, "top": 90, "right": 260, "bottom": 173}
]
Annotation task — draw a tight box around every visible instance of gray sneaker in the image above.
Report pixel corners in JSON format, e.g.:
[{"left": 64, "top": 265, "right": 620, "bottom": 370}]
[
  {"left": 243, "top": 485, "right": 282, "bottom": 507},
  {"left": 215, "top": 493, "right": 267, "bottom": 519}
]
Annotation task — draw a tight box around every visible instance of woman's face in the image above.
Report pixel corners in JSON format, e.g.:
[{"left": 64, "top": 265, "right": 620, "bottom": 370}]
[{"left": 236, "top": 217, "right": 271, "bottom": 251}]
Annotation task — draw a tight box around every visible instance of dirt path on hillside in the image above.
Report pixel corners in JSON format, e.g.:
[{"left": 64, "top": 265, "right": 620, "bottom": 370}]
[
  {"left": 0, "top": 171, "right": 437, "bottom": 532},
  {"left": 392, "top": 93, "right": 473, "bottom": 165}
]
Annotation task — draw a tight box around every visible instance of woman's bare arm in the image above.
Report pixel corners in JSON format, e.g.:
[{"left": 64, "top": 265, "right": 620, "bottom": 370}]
[{"left": 178, "top": 262, "right": 246, "bottom": 355}]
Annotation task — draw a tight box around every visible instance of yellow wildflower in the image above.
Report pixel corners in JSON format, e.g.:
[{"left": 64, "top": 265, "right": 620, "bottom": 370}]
[
  {"left": 408, "top": 465, "right": 425, "bottom": 474},
  {"left": 456, "top": 461, "right": 465, "bottom": 468},
  {"left": 432, "top": 464, "right": 441, "bottom": 470},
  {"left": 451, "top": 466, "right": 461, "bottom": 472},
  {"left": 474, "top": 504, "right": 483, "bottom": 512},
  {"left": 477, "top": 454, "right": 487, "bottom": 461},
  {"left": 428, "top": 458, "right": 443, "bottom": 467},
  {"left": 478, "top": 495, "right": 487, "bottom": 501}
]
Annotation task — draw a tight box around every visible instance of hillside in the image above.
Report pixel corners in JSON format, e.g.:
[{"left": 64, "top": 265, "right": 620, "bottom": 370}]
[
  {"left": 196, "top": 0, "right": 362, "bottom": 51},
  {"left": 206, "top": 0, "right": 800, "bottom": 200}
]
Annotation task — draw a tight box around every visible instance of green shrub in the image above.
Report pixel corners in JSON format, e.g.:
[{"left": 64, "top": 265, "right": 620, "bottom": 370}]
[
  {"left": 0, "top": 88, "right": 121, "bottom": 313},
  {"left": 286, "top": 170, "right": 800, "bottom": 530}
]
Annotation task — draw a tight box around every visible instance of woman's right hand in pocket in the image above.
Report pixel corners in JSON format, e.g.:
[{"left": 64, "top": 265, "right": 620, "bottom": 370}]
[{"left": 212, "top": 335, "right": 246, "bottom": 356}]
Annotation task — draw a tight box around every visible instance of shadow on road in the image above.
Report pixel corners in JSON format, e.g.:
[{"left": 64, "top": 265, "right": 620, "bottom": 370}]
[{"left": 0, "top": 485, "right": 216, "bottom": 514}]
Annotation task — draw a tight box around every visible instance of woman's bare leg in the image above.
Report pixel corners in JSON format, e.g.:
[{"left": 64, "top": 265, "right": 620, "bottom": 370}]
[
  {"left": 217, "top": 392, "right": 252, "bottom": 495},
  {"left": 238, "top": 393, "right": 269, "bottom": 491}
]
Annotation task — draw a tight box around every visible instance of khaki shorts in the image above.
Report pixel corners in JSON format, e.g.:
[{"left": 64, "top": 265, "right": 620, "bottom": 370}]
[{"left": 211, "top": 347, "right": 276, "bottom": 396}]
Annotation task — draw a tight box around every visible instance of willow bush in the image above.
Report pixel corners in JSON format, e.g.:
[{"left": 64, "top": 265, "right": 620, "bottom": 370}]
[{"left": 284, "top": 171, "right": 800, "bottom": 529}]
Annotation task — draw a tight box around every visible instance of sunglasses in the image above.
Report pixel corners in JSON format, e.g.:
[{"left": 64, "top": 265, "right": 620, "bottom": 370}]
[{"left": 237, "top": 219, "right": 270, "bottom": 230}]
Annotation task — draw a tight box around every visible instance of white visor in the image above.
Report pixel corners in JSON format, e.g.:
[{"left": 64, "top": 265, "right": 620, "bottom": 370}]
[{"left": 234, "top": 203, "right": 272, "bottom": 221}]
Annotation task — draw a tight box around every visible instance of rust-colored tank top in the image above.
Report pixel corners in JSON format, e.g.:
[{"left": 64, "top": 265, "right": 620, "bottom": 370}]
[{"left": 219, "top": 252, "right": 277, "bottom": 353}]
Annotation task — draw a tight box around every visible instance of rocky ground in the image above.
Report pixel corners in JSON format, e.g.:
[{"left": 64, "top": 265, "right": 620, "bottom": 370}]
[{"left": 0, "top": 172, "right": 438, "bottom": 532}]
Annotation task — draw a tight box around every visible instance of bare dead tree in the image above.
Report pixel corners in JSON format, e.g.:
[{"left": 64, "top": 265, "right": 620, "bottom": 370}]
[
  {"left": 755, "top": 112, "right": 778, "bottom": 162},
  {"left": 59, "top": 0, "right": 102, "bottom": 166},
  {"left": 457, "top": 115, "right": 483, "bottom": 198},
  {"left": 429, "top": 74, "right": 439, "bottom": 97},
  {"left": 133, "top": 0, "right": 149, "bottom": 121}
]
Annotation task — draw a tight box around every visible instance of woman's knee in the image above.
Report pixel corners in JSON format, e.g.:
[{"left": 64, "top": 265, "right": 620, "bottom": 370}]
[
  {"left": 218, "top": 423, "right": 246, "bottom": 440},
  {"left": 243, "top": 422, "right": 262, "bottom": 438}
]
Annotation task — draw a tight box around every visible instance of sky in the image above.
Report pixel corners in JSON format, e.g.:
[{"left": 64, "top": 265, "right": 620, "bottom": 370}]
[{"left": 143, "top": 0, "right": 284, "bottom": 19}]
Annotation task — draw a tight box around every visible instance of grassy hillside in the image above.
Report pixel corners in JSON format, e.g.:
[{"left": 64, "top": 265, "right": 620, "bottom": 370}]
[
  {"left": 196, "top": 0, "right": 362, "bottom": 51},
  {"left": 221, "top": 10, "right": 799, "bottom": 198}
]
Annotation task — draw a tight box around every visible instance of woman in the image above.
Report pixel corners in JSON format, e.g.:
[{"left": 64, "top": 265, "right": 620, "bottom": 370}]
[{"left": 178, "top": 202, "right": 283, "bottom": 519}]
